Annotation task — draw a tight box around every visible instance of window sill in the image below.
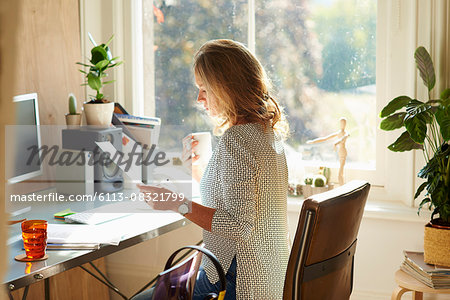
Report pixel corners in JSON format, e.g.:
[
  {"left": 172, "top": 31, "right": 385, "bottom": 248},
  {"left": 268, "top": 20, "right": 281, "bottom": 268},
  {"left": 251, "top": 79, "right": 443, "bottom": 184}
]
[{"left": 287, "top": 197, "right": 431, "bottom": 224}]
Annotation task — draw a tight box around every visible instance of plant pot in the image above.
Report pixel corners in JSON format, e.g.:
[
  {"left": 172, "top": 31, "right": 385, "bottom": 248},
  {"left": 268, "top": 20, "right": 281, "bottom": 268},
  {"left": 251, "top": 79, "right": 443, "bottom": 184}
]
[
  {"left": 83, "top": 102, "right": 114, "bottom": 126},
  {"left": 65, "top": 113, "right": 82, "bottom": 127},
  {"left": 302, "top": 184, "right": 334, "bottom": 198},
  {"left": 424, "top": 221, "right": 450, "bottom": 267}
]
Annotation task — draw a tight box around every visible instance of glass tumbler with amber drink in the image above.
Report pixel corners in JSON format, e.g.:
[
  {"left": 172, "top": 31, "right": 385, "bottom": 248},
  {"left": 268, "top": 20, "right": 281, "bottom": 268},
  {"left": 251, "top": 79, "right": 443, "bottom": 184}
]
[{"left": 21, "top": 220, "right": 48, "bottom": 259}]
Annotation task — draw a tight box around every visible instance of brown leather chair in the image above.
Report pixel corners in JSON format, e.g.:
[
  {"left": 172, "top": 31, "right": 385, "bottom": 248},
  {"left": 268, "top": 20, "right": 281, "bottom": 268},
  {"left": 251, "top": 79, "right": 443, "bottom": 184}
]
[{"left": 283, "top": 180, "right": 370, "bottom": 300}]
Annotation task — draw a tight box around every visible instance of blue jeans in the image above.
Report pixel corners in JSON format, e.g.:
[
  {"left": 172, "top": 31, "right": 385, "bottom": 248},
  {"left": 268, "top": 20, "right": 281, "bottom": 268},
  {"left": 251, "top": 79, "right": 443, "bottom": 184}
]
[{"left": 131, "top": 256, "right": 236, "bottom": 300}]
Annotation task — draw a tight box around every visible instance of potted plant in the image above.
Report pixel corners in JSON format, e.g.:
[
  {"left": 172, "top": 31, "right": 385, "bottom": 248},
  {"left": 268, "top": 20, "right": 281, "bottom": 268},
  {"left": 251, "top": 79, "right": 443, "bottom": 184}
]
[
  {"left": 77, "top": 33, "right": 123, "bottom": 125},
  {"left": 379, "top": 46, "right": 450, "bottom": 266},
  {"left": 302, "top": 172, "right": 333, "bottom": 198},
  {"left": 65, "top": 93, "right": 82, "bottom": 127}
]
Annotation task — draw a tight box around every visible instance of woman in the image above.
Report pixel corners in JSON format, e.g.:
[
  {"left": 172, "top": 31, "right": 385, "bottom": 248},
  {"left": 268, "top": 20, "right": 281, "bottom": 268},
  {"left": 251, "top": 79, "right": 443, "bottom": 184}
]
[{"left": 138, "top": 39, "right": 290, "bottom": 300}]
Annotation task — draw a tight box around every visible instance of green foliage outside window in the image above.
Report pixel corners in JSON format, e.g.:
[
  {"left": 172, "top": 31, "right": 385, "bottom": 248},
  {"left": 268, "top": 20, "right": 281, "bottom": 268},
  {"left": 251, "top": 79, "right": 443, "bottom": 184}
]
[{"left": 313, "top": 0, "right": 376, "bottom": 91}]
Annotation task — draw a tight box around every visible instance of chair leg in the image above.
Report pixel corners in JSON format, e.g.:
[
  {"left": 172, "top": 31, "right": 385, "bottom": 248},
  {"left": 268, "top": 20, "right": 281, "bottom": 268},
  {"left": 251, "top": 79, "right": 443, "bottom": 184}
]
[
  {"left": 391, "top": 286, "right": 409, "bottom": 300},
  {"left": 412, "top": 291, "right": 423, "bottom": 300}
]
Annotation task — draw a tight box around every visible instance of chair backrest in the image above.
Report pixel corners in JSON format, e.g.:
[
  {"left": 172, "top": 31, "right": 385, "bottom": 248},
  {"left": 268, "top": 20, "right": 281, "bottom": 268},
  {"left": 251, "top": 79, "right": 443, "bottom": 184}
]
[{"left": 283, "top": 180, "right": 370, "bottom": 300}]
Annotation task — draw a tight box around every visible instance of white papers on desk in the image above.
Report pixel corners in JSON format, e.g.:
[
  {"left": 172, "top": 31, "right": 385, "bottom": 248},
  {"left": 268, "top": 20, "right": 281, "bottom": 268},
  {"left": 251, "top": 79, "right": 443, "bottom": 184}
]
[{"left": 47, "top": 223, "right": 124, "bottom": 246}]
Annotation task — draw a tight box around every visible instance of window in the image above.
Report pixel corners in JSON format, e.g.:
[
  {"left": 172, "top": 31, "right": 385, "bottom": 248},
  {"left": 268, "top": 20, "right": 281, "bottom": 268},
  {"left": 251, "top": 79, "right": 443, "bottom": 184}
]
[{"left": 149, "top": 0, "right": 377, "bottom": 183}]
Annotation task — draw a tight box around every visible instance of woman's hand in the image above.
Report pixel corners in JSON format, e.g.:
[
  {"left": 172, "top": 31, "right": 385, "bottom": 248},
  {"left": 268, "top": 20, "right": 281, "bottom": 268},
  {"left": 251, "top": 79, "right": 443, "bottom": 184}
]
[
  {"left": 137, "top": 184, "right": 187, "bottom": 212},
  {"left": 182, "top": 134, "right": 200, "bottom": 167},
  {"left": 182, "top": 135, "right": 204, "bottom": 182}
]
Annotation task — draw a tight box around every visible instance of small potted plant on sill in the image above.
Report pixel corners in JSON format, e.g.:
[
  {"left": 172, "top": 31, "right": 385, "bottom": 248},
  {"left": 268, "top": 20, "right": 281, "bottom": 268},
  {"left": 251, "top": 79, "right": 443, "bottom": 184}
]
[
  {"left": 65, "top": 93, "right": 81, "bottom": 127},
  {"left": 379, "top": 46, "right": 449, "bottom": 267},
  {"left": 77, "top": 33, "right": 123, "bottom": 126},
  {"left": 302, "top": 173, "right": 333, "bottom": 198}
]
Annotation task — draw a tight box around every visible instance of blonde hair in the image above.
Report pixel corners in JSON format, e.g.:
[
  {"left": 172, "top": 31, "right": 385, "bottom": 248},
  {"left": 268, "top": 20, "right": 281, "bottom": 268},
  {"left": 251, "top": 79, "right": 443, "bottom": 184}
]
[{"left": 193, "top": 39, "right": 289, "bottom": 139}]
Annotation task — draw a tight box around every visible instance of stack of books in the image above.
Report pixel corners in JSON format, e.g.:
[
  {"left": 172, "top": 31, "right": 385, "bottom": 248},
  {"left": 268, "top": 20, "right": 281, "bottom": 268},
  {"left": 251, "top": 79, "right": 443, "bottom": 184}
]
[{"left": 401, "top": 251, "right": 450, "bottom": 289}]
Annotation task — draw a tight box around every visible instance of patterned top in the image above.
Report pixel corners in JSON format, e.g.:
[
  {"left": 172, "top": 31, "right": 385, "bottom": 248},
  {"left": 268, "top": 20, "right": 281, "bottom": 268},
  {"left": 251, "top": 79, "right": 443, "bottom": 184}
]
[{"left": 199, "top": 122, "right": 290, "bottom": 300}]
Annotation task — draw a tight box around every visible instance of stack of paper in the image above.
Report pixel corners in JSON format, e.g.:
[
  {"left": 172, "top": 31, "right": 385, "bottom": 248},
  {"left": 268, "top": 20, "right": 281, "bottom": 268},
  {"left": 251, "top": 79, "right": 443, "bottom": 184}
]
[
  {"left": 114, "top": 113, "right": 161, "bottom": 146},
  {"left": 47, "top": 223, "right": 125, "bottom": 250},
  {"left": 47, "top": 243, "right": 100, "bottom": 250},
  {"left": 401, "top": 251, "right": 450, "bottom": 289}
]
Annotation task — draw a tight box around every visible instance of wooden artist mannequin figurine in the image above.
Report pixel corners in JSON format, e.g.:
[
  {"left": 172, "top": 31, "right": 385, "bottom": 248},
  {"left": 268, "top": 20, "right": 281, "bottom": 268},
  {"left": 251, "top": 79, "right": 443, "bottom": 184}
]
[{"left": 306, "top": 117, "right": 349, "bottom": 185}]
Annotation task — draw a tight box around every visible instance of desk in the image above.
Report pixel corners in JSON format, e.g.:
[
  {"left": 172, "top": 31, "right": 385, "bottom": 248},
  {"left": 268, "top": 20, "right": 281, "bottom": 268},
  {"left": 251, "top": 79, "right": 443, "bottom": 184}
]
[
  {"left": 391, "top": 269, "right": 450, "bottom": 300},
  {"left": 5, "top": 189, "right": 193, "bottom": 299}
]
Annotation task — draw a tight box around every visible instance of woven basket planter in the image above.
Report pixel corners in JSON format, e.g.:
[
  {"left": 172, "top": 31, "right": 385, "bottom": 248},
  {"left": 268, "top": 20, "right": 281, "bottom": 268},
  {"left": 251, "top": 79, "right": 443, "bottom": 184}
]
[
  {"left": 302, "top": 184, "right": 334, "bottom": 199},
  {"left": 423, "top": 223, "right": 450, "bottom": 267}
]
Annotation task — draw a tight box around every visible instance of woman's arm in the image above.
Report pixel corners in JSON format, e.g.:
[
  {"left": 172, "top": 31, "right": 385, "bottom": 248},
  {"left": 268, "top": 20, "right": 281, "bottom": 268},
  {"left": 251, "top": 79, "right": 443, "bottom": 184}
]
[
  {"left": 184, "top": 201, "right": 215, "bottom": 231},
  {"left": 137, "top": 184, "right": 215, "bottom": 231},
  {"left": 191, "top": 164, "right": 205, "bottom": 183},
  {"left": 139, "top": 131, "right": 257, "bottom": 239},
  {"left": 207, "top": 131, "right": 258, "bottom": 242},
  {"left": 182, "top": 135, "right": 206, "bottom": 183}
]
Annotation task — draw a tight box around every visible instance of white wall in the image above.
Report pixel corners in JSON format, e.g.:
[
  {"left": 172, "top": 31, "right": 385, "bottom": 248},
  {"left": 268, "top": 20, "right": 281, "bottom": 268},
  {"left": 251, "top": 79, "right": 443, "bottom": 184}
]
[{"left": 354, "top": 218, "right": 450, "bottom": 300}]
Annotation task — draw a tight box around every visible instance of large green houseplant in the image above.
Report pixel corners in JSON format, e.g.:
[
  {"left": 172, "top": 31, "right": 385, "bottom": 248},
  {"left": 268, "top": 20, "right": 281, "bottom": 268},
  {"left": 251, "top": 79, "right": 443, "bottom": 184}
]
[
  {"left": 77, "top": 33, "right": 123, "bottom": 125},
  {"left": 379, "top": 46, "right": 450, "bottom": 266}
]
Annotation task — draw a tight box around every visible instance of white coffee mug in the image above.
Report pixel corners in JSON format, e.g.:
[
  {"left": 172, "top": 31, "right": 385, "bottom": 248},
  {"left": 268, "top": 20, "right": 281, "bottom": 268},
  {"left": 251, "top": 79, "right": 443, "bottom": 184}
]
[{"left": 191, "top": 132, "right": 212, "bottom": 165}]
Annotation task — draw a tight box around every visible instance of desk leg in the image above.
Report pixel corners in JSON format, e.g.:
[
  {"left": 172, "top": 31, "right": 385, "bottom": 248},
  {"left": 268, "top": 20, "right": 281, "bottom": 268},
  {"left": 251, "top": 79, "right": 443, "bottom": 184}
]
[
  {"left": 391, "top": 286, "right": 409, "bottom": 300},
  {"left": 21, "top": 285, "right": 29, "bottom": 300},
  {"left": 79, "top": 265, "right": 128, "bottom": 300},
  {"left": 44, "top": 278, "right": 50, "bottom": 300},
  {"left": 88, "top": 261, "right": 117, "bottom": 288},
  {"left": 412, "top": 291, "right": 423, "bottom": 300}
]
